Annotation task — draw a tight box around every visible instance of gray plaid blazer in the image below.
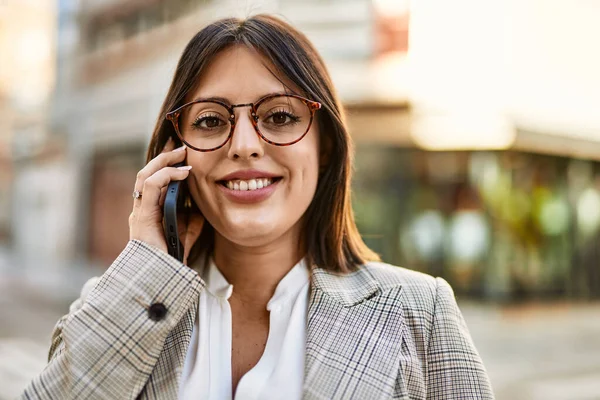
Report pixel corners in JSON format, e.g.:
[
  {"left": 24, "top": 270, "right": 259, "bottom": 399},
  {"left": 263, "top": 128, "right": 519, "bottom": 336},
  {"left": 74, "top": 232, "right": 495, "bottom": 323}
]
[{"left": 22, "top": 240, "right": 493, "bottom": 399}]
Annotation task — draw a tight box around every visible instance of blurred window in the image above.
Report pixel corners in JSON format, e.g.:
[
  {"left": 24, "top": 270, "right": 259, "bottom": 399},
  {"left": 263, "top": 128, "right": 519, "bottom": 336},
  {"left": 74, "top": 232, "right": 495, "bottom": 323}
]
[
  {"left": 93, "top": 20, "right": 125, "bottom": 50},
  {"left": 85, "top": 0, "right": 203, "bottom": 52}
]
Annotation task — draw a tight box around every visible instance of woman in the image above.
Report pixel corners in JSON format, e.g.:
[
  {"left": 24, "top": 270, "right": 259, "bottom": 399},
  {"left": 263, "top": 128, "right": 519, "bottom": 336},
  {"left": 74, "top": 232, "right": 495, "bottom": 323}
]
[{"left": 23, "top": 15, "right": 493, "bottom": 400}]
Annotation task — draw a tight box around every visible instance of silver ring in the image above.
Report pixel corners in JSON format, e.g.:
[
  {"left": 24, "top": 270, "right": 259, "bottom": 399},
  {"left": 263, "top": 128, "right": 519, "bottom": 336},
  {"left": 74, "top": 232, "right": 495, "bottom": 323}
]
[{"left": 132, "top": 190, "right": 142, "bottom": 199}]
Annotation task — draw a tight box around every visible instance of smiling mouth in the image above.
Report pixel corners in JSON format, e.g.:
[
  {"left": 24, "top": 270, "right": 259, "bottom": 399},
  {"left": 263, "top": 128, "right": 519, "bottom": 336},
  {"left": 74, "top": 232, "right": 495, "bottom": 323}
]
[{"left": 218, "top": 177, "right": 283, "bottom": 191}]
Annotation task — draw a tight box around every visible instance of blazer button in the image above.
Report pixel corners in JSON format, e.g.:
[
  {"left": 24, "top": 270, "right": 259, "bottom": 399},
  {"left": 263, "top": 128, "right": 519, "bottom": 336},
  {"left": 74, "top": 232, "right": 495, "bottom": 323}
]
[{"left": 148, "top": 303, "right": 167, "bottom": 321}]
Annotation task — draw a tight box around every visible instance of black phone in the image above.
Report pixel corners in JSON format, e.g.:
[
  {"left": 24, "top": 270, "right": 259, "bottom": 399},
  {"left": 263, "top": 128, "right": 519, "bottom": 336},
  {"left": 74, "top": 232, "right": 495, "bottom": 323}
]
[{"left": 163, "top": 162, "right": 184, "bottom": 262}]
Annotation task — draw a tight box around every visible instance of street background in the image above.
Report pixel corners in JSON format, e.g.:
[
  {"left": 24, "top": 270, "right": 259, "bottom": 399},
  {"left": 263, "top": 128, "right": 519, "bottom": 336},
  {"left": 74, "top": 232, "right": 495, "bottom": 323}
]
[{"left": 1, "top": 0, "right": 600, "bottom": 398}]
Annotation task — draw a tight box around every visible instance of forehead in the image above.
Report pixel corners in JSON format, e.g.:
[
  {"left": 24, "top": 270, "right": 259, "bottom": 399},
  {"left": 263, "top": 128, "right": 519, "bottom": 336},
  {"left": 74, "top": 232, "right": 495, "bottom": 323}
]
[{"left": 189, "top": 45, "right": 302, "bottom": 103}]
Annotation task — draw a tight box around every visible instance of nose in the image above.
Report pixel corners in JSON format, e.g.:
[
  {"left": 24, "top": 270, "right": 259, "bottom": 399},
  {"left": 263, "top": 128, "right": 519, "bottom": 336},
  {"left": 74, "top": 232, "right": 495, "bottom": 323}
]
[{"left": 227, "top": 108, "right": 264, "bottom": 160}]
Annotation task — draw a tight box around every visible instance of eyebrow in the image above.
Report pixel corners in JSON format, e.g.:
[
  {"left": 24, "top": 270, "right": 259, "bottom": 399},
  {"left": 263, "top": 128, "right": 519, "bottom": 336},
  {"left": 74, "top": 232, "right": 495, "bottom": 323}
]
[{"left": 192, "top": 91, "right": 299, "bottom": 105}]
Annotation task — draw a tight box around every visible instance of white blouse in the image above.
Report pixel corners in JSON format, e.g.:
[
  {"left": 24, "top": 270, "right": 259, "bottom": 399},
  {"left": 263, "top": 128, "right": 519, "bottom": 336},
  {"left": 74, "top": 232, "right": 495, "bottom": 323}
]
[{"left": 178, "top": 256, "right": 310, "bottom": 400}]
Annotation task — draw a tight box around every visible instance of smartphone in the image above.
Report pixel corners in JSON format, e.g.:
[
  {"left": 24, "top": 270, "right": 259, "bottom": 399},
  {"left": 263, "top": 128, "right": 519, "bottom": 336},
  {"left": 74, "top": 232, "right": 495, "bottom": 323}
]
[{"left": 163, "top": 162, "right": 185, "bottom": 262}]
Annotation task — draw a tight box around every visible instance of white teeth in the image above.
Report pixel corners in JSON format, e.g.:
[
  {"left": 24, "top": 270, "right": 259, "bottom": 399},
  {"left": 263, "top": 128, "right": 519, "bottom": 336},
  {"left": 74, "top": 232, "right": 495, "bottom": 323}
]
[{"left": 224, "top": 178, "right": 275, "bottom": 191}]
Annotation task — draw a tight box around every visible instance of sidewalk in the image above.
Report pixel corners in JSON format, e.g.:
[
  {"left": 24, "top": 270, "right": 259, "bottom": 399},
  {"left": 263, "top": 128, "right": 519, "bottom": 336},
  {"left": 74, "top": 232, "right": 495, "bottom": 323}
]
[
  {"left": 0, "top": 278, "right": 70, "bottom": 399},
  {"left": 461, "top": 301, "right": 600, "bottom": 400}
]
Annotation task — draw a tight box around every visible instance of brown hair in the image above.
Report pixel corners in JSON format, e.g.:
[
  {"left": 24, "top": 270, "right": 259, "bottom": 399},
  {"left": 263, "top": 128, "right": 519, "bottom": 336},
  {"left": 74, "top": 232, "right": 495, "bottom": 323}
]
[{"left": 146, "top": 14, "right": 380, "bottom": 273}]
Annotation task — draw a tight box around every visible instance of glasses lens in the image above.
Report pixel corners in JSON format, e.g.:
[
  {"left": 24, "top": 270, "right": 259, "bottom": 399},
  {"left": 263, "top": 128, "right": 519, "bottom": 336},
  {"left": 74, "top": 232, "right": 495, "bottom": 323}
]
[
  {"left": 178, "top": 101, "right": 231, "bottom": 150},
  {"left": 256, "top": 96, "right": 311, "bottom": 144}
]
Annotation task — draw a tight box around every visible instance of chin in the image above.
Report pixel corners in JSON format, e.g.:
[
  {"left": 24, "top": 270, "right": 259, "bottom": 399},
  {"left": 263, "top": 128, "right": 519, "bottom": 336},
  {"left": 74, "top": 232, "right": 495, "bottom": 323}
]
[{"left": 221, "top": 226, "right": 283, "bottom": 248}]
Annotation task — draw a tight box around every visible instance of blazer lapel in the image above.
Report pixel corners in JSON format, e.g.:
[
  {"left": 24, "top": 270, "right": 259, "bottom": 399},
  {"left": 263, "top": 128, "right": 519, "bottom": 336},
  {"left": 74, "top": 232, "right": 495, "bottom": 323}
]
[{"left": 303, "top": 268, "right": 406, "bottom": 399}]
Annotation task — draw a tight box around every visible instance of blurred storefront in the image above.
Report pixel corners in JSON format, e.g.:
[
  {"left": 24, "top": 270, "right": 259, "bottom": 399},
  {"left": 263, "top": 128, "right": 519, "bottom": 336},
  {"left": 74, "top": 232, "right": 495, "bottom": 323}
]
[{"left": 352, "top": 147, "right": 600, "bottom": 301}]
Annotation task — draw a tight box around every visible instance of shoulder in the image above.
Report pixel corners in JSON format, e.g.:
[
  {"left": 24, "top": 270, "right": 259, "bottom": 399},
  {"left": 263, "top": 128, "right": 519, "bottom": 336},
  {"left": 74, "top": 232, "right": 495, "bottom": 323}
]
[
  {"left": 312, "top": 260, "right": 449, "bottom": 311},
  {"left": 360, "top": 261, "right": 438, "bottom": 293},
  {"left": 360, "top": 261, "right": 445, "bottom": 311}
]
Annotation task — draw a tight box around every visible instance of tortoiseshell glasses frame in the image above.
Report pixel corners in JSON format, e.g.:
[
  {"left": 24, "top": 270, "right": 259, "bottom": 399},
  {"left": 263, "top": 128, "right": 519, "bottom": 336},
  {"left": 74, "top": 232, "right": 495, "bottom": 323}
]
[{"left": 165, "top": 93, "right": 322, "bottom": 152}]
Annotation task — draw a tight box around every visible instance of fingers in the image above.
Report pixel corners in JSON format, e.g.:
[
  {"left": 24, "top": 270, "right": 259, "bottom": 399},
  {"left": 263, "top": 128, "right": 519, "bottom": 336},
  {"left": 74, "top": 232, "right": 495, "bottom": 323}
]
[
  {"left": 133, "top": 145, "right": 187, "bottom": 206},
  {"left": 138, "top": 146, "right": 187, "bottom": 187},
  {"left": 140, "top": 166, "right": 193, "bottom": 213},
  {"left": 129, "top": 137, "right": 193, "bottom": 254},
  {"left": 156, "top": 137, "right": 178, "bottom": 208}
]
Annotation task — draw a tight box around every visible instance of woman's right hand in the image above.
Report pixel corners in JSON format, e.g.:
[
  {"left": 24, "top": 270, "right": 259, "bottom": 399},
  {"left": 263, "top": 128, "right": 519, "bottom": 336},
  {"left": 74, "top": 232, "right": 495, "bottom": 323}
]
[{"left": 129, "top": 138, "right": 204, "bottom": 264}]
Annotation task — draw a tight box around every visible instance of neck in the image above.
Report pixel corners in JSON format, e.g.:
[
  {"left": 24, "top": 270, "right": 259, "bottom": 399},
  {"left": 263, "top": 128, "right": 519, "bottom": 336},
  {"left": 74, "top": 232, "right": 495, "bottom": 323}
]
[{"left": 212, "top": 226, "right": 305, "bottom": 311}]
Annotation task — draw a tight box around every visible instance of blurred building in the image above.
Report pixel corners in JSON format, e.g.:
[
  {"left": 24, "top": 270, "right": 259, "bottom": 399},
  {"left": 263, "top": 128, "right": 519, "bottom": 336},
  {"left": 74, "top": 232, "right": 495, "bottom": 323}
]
[
  {"left": 20, "top": 0, "right": 600, "bottom": 301},
  {"left": 0, "top": 1, "right": 57, "bottom": 252}
]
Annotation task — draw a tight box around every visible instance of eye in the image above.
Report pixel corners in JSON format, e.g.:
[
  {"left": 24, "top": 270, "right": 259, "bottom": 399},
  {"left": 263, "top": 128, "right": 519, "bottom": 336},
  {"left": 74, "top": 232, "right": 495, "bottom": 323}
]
[
  {"left": 266, "top": 110, "right": 300, "bottom": 125},
  {"left": 192, "top": 114, "right": 226, "bottom": 129}
]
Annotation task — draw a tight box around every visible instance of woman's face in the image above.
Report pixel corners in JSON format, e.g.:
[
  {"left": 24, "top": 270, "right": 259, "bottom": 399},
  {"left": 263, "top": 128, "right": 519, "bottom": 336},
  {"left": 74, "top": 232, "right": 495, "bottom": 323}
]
[{"left": 185, "top": 45, "right": 321, "bottom": 248}]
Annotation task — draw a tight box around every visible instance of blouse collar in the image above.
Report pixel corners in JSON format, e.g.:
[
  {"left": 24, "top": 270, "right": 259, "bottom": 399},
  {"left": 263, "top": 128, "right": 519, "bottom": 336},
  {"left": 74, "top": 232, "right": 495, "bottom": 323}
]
[{"left": 201, "top": 256, "right": 309, "bottom": 310}]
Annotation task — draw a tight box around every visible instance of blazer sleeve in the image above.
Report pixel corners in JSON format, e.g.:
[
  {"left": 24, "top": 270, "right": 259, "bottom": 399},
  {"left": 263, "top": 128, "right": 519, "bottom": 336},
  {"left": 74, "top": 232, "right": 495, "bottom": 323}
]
[
  {"left": 426, "top": 277, "right": 495, "bottom": 400},
  {"left": 21, "top": 240, "right": 202, "bottom": 400}
]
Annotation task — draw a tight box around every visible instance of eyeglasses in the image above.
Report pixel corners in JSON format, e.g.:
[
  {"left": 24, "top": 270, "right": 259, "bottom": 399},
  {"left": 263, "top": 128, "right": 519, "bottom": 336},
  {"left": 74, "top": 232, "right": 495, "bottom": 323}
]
[{"left": 166, "top": 93, "right": 322, "bottom": 152}]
